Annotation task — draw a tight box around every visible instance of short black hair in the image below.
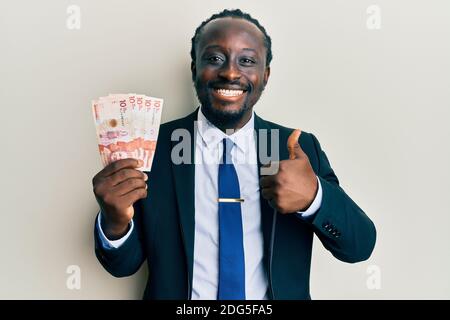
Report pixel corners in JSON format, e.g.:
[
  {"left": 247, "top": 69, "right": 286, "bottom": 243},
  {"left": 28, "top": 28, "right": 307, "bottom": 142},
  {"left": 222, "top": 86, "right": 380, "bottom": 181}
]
[{"left": 190, "top": 9, "right": 273, "bottom": 67}]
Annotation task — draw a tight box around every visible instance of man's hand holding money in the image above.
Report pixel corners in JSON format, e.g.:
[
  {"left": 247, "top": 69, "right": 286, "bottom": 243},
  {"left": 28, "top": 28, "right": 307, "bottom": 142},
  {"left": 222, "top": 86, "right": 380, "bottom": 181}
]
[{"left": 92, "top": 159, "right": 148, "bottom": 239}]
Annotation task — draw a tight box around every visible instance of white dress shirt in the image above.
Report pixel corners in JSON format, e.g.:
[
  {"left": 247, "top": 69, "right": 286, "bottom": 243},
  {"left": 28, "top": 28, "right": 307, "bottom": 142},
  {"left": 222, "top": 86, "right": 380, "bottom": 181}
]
[{"left": 96, "top": 108, "right": 323, "bottom": 299}]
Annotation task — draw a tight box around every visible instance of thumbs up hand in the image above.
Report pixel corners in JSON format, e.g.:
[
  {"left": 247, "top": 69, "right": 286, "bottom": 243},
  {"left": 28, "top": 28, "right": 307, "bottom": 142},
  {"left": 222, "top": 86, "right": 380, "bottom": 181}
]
[
  {"left": 287, "top": 129, "right": 306, "bottom": 160},
  {"left": 260, "top": 129, "right": 318, "bottom": 214}
]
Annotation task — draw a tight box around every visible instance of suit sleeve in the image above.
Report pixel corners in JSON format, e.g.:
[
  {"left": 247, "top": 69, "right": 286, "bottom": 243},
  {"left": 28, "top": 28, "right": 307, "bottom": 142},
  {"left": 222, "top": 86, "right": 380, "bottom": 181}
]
[
  {"left": 307, "top": 133, "right": 377, "bottom": 263},
  {"left": 94, "top": 199, "right": 146, "bottom": 277}
]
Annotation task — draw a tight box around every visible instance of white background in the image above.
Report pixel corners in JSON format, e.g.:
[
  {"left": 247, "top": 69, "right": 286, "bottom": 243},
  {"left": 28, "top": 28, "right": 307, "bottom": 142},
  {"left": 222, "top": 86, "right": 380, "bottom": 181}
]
[{"left": 0, "top": 0, "right": 449, "bottom": 299}]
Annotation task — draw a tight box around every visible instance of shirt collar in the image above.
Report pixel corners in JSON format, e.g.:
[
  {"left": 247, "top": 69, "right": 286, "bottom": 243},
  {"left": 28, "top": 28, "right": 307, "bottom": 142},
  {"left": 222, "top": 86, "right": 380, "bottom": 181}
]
[{"left": 197, "top": 107, "right": 255, "bottom": 153}]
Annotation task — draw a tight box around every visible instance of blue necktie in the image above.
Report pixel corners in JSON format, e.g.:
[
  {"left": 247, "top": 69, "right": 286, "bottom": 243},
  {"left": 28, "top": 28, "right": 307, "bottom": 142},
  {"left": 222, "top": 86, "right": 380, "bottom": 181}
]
[{"left": 218, "top": 138, "right": 246, "bottom": 300}]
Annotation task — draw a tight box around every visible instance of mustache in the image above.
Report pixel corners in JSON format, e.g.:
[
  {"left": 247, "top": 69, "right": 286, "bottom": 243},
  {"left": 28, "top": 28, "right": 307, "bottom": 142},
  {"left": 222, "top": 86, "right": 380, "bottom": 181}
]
[{"left": 207, "top": 80, "right": 253, "bottom": 93}]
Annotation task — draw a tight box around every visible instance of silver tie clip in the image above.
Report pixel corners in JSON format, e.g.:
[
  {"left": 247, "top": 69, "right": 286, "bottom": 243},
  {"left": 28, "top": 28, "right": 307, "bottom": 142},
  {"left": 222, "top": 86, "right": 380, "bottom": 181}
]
[{"left": 217, "top": 198, "right": 244, "bottom": 203}]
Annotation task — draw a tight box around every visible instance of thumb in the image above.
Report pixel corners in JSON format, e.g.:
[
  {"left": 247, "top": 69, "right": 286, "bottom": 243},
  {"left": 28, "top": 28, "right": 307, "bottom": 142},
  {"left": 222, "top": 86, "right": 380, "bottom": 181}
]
[{"left": 287, "top": 129, "right": 304, "bottom": 160}]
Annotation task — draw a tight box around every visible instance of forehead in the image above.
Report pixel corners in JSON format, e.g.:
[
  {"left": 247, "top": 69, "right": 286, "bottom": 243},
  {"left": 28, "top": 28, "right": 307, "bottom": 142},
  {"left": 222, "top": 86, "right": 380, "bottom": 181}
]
[{"left": 197, "top": 17, "right": 265, "bottom": 54}]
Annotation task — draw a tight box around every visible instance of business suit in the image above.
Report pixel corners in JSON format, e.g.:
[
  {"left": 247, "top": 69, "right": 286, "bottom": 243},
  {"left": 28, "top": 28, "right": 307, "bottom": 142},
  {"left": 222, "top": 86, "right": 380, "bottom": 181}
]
[{"left": 94, "top": 108, "right": 377, "bottom": 300}]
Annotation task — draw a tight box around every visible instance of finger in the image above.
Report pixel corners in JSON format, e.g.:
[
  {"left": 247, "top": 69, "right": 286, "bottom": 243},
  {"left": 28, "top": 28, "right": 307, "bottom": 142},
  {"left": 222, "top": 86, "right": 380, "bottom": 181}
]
[
  {"left": 102, "top": 158, "right": 144, "bottom": 177},
  {"left": 121, "top": 187, "right": 148, "bottom": 206},
  {"left": 260, "top": 175, "right": 276, "bottom": 188},
  {"left": 261, "top": 187, "right": 275, "bottom": 200},
  {"left": 287, "top": 129, "right": 304, "bottom": 160},
  {"left": 114, "top": 177, "right": 148, "bottom": 196},
  {"left": 107, "top": 169, "right": 148, "bottom": 187}
]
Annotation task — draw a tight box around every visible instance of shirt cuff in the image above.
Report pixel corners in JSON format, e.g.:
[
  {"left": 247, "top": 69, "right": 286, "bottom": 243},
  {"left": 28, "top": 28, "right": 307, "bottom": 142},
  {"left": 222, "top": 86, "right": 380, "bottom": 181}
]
[
  {"left": 96, "top": 212, "right": 134, "bottom": 250},
  {"left": 296, "top": 176, "right": 322, "bottom": 218}
]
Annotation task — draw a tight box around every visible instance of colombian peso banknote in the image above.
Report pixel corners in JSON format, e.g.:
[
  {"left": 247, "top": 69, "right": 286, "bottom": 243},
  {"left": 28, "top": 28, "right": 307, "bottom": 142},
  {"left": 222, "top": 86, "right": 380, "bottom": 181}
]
[{"left": 92, "top": 93, "right": 163, "bottom": 171}]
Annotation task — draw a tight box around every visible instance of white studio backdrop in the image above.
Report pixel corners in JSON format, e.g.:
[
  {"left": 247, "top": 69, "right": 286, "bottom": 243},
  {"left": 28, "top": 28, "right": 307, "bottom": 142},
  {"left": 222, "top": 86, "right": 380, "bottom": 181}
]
[{"left": 0, "top": 0, "right": 449, "bottom": 299}]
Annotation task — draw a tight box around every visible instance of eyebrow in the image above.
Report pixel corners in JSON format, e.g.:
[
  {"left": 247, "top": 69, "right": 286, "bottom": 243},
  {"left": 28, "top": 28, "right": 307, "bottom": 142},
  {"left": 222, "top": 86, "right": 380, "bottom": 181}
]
[
  {"left": 203, "top": 45, "right": 257, "bottom": 53},
  {"left": 203, "top": 45, "right": 222, "bottom": 51}
]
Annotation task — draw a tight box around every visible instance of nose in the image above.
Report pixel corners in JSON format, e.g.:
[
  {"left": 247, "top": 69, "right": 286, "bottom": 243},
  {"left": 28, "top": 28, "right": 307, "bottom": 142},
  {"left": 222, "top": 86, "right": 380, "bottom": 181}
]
[{"left": 218, "top": 61, "right": 241, "bottom": 81}]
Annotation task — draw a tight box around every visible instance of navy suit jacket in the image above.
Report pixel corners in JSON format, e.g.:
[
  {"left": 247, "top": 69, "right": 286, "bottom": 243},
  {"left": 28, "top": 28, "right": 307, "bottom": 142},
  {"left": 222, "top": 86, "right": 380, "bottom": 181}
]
[{"left": 94, "top": 109, "right": 376, "bottom": 299}]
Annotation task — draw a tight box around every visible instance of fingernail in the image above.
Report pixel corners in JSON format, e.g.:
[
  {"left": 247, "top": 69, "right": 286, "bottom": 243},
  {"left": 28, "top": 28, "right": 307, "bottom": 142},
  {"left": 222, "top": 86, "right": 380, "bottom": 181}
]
[
  {"left": 138, "top": 160, "right": 144, "bottom": 166},
  {"left": 144, "top": 173, "right": 148, "bottom": 181}
]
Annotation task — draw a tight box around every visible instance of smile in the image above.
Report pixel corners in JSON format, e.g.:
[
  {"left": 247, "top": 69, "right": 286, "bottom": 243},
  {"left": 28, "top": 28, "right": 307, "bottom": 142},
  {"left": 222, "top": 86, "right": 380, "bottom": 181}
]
[{"left": 213, "top": 88, "right": 245, "bottom": 97}]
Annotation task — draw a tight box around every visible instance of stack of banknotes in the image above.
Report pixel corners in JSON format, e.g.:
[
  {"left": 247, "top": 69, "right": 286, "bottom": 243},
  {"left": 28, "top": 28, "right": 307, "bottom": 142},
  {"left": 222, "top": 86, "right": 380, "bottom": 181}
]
[{"left": 91, "top": 94, "right": 164, "bottom": 171}]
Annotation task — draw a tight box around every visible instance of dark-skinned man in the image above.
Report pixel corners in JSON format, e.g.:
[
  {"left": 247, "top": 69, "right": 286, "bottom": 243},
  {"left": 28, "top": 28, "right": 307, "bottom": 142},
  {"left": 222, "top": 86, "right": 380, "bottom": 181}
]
[{"left": 92, "top": 9, "right": 376, "bottom": 300}]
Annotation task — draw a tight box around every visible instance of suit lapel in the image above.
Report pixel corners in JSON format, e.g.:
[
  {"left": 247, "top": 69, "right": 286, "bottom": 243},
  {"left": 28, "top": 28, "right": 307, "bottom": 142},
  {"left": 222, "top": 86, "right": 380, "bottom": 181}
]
[
  {"left": 171, "top": 109, "right": 198, "bottom": 299},
  {"left": 254, "top": 114, "right": 278, "bottom": 267}
]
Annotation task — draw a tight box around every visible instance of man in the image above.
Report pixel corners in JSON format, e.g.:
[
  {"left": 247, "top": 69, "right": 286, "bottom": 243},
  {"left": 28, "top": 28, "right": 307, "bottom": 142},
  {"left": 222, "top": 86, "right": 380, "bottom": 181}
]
[{"left": 92, "top": 9, "right": 376, "bottom": 300}]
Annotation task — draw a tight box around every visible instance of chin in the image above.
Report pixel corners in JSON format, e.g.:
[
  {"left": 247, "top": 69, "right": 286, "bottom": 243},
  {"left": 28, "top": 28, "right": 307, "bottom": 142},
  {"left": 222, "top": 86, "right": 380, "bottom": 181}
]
[
  {"left": 213, "top": 102, "right": 245, "bottom": 114},
  {"left": 201, "top": 101, "right": 249, "bottom": 129}
]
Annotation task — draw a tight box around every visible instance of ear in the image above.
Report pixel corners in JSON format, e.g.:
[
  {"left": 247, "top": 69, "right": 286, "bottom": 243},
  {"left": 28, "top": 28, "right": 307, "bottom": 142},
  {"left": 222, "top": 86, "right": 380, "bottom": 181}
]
[
  {"left": 191, "top": 61, "right": 196, "bottom": 82},
  {"left": 263, "top": 66, "right": 270, "bottom": 86}
]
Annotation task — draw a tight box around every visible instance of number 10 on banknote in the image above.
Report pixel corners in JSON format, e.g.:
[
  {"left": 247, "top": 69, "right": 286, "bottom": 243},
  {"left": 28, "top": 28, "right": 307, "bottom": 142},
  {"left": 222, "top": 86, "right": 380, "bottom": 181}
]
[{"left": 91, "top": 94, "right": 164, "bottom": 171}]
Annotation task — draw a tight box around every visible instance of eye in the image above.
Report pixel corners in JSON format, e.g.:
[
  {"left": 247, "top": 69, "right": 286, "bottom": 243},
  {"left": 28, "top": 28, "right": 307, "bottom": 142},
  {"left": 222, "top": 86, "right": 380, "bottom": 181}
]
[
  {"left": 207, "top": 56, "right": 224, "bottom": 64},
  {"left": 240, "top": 58, "right": 256, "bottom": 65}
]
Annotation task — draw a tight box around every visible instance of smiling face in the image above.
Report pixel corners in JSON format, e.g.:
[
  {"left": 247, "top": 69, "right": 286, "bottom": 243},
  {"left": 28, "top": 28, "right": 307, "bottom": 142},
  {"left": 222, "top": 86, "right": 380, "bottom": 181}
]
[{"left": 192, "top": 17, "right": 270, "bottom": 130}]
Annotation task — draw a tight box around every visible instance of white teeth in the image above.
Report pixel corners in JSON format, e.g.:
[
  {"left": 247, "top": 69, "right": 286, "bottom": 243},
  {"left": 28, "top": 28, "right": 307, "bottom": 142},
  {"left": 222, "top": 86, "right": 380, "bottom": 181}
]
[{"left": 215, "top": 89, "right": 244, "bottom": 97}]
